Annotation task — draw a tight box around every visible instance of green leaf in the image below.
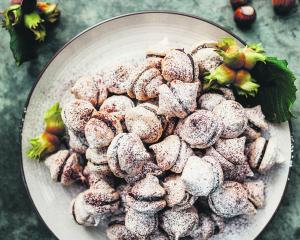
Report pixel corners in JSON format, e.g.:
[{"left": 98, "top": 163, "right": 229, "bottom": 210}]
[
  {"left": 216, "top": 36, "right": 237, "bottom": 51},
  {"left": 247, "top": 43, "right": 265, "bottom": 53},
  {"left": 249, "top": 56, "right": 297, "bottom": 122},
  {"left": 24, "top": 11, "right": 46, "bottom": 41},
  {"left": 8, "top": 26, "right": 37, "bottom": 65},
  {"left": 24, "top": 11, "right": 43, "bottom": 29}
]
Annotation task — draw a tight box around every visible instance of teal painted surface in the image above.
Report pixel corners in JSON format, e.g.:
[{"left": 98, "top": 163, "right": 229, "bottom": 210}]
[{"left": 0, "top": 0, "right": 299, "bottom": 239}]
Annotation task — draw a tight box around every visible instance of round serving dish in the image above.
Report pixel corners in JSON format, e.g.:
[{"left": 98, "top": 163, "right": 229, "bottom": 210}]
[{"left": 20, "top": 11, "right": 292, "bottom": 240}]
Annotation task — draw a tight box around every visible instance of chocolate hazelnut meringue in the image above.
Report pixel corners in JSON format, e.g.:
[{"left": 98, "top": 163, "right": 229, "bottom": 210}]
[
  {"left": 68, "top": 130, "right": 88, "bottom": 154},
  {"left": 85, "top": 112, "right": 123, "bottom": 149},
  {"left": 150, "top": 135, "right": 194, "bottom": 173},
  {"left": 205, "top": 147, "right": 235, "bottom": 179},
  {"left": 163, "top": 175, "right": 197, "bottom": 210},
  {"left": 125, "top": 103, "right": 164, "bottom": 144},
  {"left": 162, "top": 49, "right": 199, "bottom": 83},
  {"left": 86, "top": 147, "right": 107, "bottom": 165},
  {"left": 159, "top": 206, "right": 199, "bottom": 239},
  {"left": 243, "top": 180, "right": 265, "bottom": 209},
  {"left": 199, "top": 93, "right": 226, "bottom": 111},
  {"left": 62, "top": 99, "right": 95, "bottom": 134},
  {"left": 190, "top": 41, "right": 222, "bottom": 77},
  {"left": 246, "top": 137, "right": 278, "bottom": 174},
  {"left": 213, "top": 100, "right": 247, "bottom": 138},
  {"left": 45, "top": 150, "right": 69, "bottom": 182},
  {"left": 243, "top": 125, "right": 262, "bottom": 141},
  {"left": 146, "top": 45, "right": 167, "bottom": 69},
  {"left": 215, "top": 137, "right": 247, "bottom": 165},
  {"left": 162, "top": 117, "right": 178, "bottom": 138},
  {"left": 71, "top": 180, "right": 120, "bottom": 226},
  {"left": 181, "top": 156, "right": 223, "bottom": 197},
  {"left": 175, "top": 110, "right": 224, "bottom": 149},
  {"left": 190, "top": 214, "right": 214, "bottom": 240},
  {"left": 218, "top": 87, "right": 236, "bottom": 100},
  {"left": 246, "top": 106, "right": 268, "bottom": 131},
  {"left": 205, "top": 146, "right": 253, "bottom": 182},
  {"left": 245, "top": 105, "right": 269, "bottom": 138},
  {"left": 83, "top": 161, "right": 111, "bottom": 187},
  {"left": 107, "top": 133, "right": 151, "bottom": 178},
  {"left": 84, "top": 148, "right": 112, "bottom": 187},
  {"left": 125, "top": 174, "right": 166, "bottom": 214},
  {"left": 116, "top": 184, "right": 131, "bottom": 214},
  {"left": 125, "top": 208, "right": 158, "bottom": 237},
  {"left": 157, "top": 80, "right": 200, "bottom": 118},
  {"left": 106, "top": 215, "right": 138, "bottom": 240},
  {"left": 127, "top": 65, "right": 164, "bottom": 101},
  {"left": 71, "top": 75, "right": 108, "bottom": 106},
  {"left": 100, "top": 95, "right": 135, "bottom": 115},
  {"left": 190, "top": 213, "right": 225, "bottom": 240},
  {"left": 124, "top": 161, "right": 163, "bottom": 184},
  {"left": 45, "top": 150, "right": 85, "bottom": 186},
  {"left": 208, "top": 181, "right": 256, "bottom": 218},
  {"left": 146, "top": 56, "right": 163, "bottom": 69},
  {"left": 104, "top": 64, "right": 132, "bottom": 94},
  {"left": 148, "top": 230, "right": 170, "bottom": 240}
]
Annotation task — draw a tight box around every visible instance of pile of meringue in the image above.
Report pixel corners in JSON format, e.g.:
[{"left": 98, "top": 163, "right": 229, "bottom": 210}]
[{"left": 45, "top": 41, "right": 281, "bottom": 240}]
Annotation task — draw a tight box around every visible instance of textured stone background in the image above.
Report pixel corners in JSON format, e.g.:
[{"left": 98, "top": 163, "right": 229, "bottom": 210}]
[{"left": 0, "top": 0, "right": 299, "bottom": 239}]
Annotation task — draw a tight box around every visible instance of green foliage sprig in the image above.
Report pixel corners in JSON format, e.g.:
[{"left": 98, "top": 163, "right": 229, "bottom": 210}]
[
  {"left": 203, "top": 37, "right": 297, "bottom": 123},
  {"left": 1, "top": 0, "right": 60, "bottom": 65}
]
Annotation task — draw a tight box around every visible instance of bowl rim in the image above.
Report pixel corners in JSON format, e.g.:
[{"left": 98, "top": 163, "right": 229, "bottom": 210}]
[{"left": 19, "top": 10, "right": 292, "bottom": 240}]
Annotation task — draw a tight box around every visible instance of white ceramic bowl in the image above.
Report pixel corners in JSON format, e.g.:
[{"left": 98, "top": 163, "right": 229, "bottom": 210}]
[{"left": 21, "top": 11, "right": 292, "bottom": 240}]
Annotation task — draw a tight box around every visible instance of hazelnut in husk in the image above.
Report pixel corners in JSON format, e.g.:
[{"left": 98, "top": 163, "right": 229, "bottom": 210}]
[
  {"left": 234, "top": 5, "right": 257, "bottom": 29},
  {"left": 272, "top": 0, "right": 296, "bottom": 15}
]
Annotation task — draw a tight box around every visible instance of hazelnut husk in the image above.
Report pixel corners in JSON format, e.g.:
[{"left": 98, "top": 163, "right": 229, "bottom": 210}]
[
  {"left": 272, "top": 0, "right": 296, "bottom": 15},
  {"left": 234, "top": 5, "right": 257, "bottom": 29}
]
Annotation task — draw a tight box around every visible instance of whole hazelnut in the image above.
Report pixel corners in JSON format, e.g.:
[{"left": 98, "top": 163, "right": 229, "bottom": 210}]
[
  {"left": 272, "top": 0, "right": 296, "bottom": 15},
  {"left": 234, "top": 5, "right": 257, "bottom": 29}
]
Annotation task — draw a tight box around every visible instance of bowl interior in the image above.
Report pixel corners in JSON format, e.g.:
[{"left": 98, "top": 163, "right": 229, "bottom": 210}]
[{"left": 21, "top": 12, "right": 291, "bottom": 240}]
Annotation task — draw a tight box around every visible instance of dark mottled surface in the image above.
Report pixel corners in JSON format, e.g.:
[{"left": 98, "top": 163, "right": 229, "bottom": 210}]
[{"left": 0, "top": 0, "right": 299, "bottom": 239}]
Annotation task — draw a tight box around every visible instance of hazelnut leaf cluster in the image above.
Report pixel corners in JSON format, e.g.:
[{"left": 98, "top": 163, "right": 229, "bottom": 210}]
[
  {"left": 203, "top": 37, "right": 297, "bottom": 122},
  {"left": 27, "top": 102, "right": 64, "bottom": 160},
  {"left": 1, "top": 0, "right": 60, "bottom": 65}
]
